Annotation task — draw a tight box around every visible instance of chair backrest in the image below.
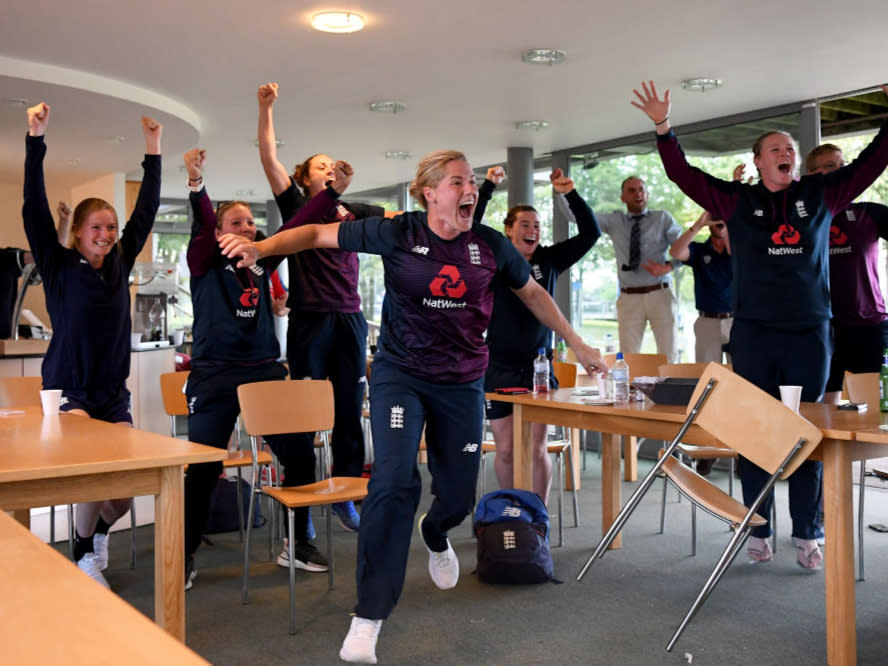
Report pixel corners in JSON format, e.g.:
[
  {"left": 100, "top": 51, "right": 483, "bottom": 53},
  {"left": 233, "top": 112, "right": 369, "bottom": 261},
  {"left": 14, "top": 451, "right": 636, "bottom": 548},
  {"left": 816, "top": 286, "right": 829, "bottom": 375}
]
[
  {"left": 237, "top": 379, "right": 334, "bottom": 437},
  {"left": 160, "top": 371, "right": 190, "bottom": 417},
  {"left": 657, "top": 363, "right": 709, "bottom": 379},
  {"left": 604, "top": 352, "right": 667, "bottom": 378},
  {"left": 552, "top": 361, "right": 578, "bottom": 389},
  {"left": 0, "top": 375, "right": 42, "bottom": 407},
  {"left": 844, "top": 371, "right": 879, "bottom": 408},
  {"left": 688, "top": 363, "right": 821, "bottom": 479}
]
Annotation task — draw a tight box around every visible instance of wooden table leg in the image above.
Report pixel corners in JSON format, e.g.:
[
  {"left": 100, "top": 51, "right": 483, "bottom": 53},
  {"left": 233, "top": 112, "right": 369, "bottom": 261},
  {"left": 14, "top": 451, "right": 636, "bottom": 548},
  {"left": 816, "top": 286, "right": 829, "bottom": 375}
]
[
  {"left": 155, "top": 465, "right": 185, "bottom": 641},
  {"left": 623, "top": 435, "right": 638, "bottom": 481},
  {"left": 512, "top": 404, "right": 533, "bottom": 491},
  {"left": 12, "top": 509, "right": 30, "bottom": 528},
  {"left": 820, "top": 437, "right": 856, "bottom": 665},
  {"left": 602, "top": 432, "right": 622, "bottom": 549}
]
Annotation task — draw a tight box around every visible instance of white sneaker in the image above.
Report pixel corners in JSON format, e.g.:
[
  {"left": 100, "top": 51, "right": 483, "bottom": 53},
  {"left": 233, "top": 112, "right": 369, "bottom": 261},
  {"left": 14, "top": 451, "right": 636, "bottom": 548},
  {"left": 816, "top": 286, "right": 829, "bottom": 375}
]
[
  {"left": 418, "top": 513, "right": 459, "bottom": 589},
  {"left": 77, "top": 552, "right": 110, "bottom": 589},
  {"left": 339, "top": 616, "right": 382, "bottom": 664},
  {"left": 93, "top": 533, "right": 109, "bottom": 571}
]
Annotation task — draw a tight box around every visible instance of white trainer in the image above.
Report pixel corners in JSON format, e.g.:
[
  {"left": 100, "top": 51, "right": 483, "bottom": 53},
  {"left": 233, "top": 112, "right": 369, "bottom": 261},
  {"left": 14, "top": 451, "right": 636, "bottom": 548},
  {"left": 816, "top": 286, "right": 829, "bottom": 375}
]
[
  {"left": 77, "top": 552, "right": 110, "bottom": 589},
  {"left": 93, "top": 533, "right": 109, "bottom": 571},
  {"left": 418, "top": 513, "right": 459, "bottom": 589},
  {"left": 339, "top": 616, "right": 382, "bottom": 664}
]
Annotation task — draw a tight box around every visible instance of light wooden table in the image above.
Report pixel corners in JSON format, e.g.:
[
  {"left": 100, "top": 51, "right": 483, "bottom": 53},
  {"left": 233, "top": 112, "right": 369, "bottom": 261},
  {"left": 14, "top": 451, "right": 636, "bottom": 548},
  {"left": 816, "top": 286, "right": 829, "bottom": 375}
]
[
  {"left": 0, "top": 407, "right": 226, "bottom": 641},
  {"left": 0, "top": 510, "right": 209, "bottom": 663},
  {"left": 489, "top": 389, "right": 883, "bottom": 665}
]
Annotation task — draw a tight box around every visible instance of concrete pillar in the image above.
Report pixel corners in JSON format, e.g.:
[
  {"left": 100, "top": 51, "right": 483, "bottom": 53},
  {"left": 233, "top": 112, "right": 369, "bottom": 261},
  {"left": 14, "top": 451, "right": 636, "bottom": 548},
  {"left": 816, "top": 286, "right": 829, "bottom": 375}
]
[{"left": 507, "top": 147, "right": 534, "bottom": 208}]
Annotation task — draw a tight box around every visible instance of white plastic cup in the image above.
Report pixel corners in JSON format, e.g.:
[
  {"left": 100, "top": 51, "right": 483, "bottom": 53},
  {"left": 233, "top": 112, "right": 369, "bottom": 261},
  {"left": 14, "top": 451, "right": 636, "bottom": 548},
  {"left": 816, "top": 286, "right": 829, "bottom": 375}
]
[
  {"left": 171, "top": 329, "right": 185, "bottom": 346},
  {"left": 131, "top": 332, "right": 142, "bottom": 348},
  {"left": 40, "top": 389, "right": 62, "bottom": 415},
  {"left": 779, "top": 385, "right": 802, "bottom": 414}
]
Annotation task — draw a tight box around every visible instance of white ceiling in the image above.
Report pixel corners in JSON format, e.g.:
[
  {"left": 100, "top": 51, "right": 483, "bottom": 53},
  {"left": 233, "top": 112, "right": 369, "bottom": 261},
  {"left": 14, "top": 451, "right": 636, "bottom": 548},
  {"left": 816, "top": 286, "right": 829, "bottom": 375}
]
[{"left": 1, "top": 0, "right": 887, "bottom": 204}]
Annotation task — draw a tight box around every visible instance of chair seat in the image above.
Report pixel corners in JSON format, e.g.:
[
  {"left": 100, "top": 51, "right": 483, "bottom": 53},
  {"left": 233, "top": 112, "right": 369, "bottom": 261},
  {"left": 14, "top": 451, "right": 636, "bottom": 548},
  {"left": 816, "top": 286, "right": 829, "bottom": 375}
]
[
  {"left": 675, "top": 443, "right": 738, "bottom": 460},
  {"left": 481, "top": 441, "right": 496, "bottom": 453},
  {"left": 223, "top": 449, "right": 273, "bottom": 468},
  {"left": 263, "top": 477, "right": 369, "bottom": 509},
  {"left": 663, "top": 457, "right": 767, "bottom": 528},
  {"left": 546, "top": 439, "right": 571, "bottom": 454}
]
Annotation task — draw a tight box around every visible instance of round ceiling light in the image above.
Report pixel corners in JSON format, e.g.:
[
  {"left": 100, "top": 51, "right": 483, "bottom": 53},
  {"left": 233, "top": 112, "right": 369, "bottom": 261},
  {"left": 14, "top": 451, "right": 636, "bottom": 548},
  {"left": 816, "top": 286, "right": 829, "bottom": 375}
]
[
  {"left": 515, "top": 120, "right": 549, "bottom": 131},
  {"left": 311, "top": 11, "right": 365, "bottom": 33},
  {"left": 385, "top": 151, "right": 411, "bottom": 160},
  {"left": 681, "top": 78, "right": 723, "bottom": 92},
  {"left": 369, "top": 100, "right": 406, "bottom": 114},
  {"left": 521, "top": 49, "right": 566, "bottom": 66}
]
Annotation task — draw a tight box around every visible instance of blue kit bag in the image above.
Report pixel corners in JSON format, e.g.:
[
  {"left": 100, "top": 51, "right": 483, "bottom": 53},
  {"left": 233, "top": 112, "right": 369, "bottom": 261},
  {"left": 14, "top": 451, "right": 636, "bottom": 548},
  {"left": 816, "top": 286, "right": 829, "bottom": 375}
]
[{"left": 473, "top": 489, "right": 556, "bottom": 584}]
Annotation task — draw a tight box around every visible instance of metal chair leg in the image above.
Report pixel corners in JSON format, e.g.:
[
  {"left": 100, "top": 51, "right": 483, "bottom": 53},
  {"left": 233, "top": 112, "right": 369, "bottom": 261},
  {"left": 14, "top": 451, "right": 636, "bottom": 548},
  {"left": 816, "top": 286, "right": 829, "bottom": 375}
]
[
  {"left": 236, "top": 467, "right": 245, "bottom": 543},
  {"left": 67, "top": 504, "right": 74, "bottom": 560},
  {"left": 556, "top": 449, "right": 564, "bottom": 547},
  {"left": 858, "top": 459, "right": 865, "bottom": 581},
  {"left": 241, "top": 436, "right": 260, "bottom": 605},
  {"left": 129, "top": 499, "right": 137, "bottom": 569},
  {"left": 50, "top": 505, "right": 55, "bottom": 544},
  {"left": 566, "top": 442, "right": 579, "bottom": 528},
  {"left": 287, "top": 506, "right": 297, "bottom": 635}
]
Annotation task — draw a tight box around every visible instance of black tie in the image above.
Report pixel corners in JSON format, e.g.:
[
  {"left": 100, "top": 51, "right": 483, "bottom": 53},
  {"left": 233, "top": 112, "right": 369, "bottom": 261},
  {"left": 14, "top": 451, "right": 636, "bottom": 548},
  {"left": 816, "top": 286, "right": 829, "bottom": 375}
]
[{"left": 623, "top": 214, "right": 643, "bottom": 271}]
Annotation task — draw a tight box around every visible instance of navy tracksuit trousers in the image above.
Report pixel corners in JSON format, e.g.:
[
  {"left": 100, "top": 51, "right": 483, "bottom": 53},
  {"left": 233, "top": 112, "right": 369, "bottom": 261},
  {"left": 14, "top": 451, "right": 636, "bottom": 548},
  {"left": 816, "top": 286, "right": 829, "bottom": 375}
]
[{"left": 354, "top": 359, "right": 484, "bottom": 619}]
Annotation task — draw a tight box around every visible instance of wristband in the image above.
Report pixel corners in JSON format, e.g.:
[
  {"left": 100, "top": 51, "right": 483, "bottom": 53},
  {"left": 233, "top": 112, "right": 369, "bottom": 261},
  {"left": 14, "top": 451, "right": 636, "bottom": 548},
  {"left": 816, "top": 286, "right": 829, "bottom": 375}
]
[
  {"left": 655, "top": 117, "right": 669, "bottom": 126},
  {"left": 188, "top": 176, "right": 202, "bottom": 182}
]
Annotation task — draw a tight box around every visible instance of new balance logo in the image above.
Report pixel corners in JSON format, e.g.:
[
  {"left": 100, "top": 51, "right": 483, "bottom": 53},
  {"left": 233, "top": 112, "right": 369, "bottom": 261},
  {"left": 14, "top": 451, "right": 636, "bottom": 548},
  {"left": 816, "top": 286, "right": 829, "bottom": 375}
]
[
  {"left": 390, "top": 405, "right": 404, "bottom": 429},
  {"left": 411, "top": 245, "right": 429, "bottom": 255},
  {"left": 502, "top": 529, "right": 517, "bottom": 550},
  {"left": 501, "top": 506, "right": 522, "bottom": 519},
  {"left": 462, "top": 443, "right": 479, "bottom": 453}
]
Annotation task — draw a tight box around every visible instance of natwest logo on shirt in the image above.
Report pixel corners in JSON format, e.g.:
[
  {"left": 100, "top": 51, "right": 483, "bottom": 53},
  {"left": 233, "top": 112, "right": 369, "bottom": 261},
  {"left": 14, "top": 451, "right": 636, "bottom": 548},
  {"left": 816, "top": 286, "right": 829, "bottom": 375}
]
[
  {"left": 770, "top": 223, "right": 801, "bottom": 245},
  {"left": 429, "top": 265, "right": 467, "bottom": 298},
  {"left": 829, "top": 224, "right": 849, "bottom": 246}
]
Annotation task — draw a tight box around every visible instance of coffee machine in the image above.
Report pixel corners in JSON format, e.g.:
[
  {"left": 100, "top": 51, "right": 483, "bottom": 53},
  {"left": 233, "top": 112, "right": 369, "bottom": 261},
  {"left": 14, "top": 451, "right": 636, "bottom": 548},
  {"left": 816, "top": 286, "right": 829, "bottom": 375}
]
[{"left": 132, "top": 262, "right": 177, "bottom": 344}]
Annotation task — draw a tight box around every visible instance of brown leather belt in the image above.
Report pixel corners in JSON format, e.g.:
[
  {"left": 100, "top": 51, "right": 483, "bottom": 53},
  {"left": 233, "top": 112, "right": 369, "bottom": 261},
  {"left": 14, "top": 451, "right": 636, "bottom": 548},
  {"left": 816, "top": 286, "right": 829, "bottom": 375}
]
[
  {"left": 621, "top": 283, "right": 668, "bottom": 294},
  {"left": 699, "top": 311, "right": 733, "bottom": 319}
]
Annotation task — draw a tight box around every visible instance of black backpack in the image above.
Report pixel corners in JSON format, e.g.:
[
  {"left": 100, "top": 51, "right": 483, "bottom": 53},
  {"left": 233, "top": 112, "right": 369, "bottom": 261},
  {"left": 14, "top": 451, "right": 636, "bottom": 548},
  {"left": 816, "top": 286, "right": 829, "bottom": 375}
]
[{"left": 473, "top": 489, "right": 557, "bottom": 584}]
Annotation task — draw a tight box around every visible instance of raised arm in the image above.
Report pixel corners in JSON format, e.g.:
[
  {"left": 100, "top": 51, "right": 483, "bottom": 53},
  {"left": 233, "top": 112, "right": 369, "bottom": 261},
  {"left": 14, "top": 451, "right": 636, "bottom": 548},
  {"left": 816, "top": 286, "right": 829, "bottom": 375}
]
[
  {"left": 513, "top": 279, "right": 608, "bottom": 375},
  {"left": 631, "top": 80, "right": 672, "bottom": 135},
  {"left": 23, "top": 103, "right": 64, "bottom": 274},
  {"left": 184, "top": 149, "right": 219, "bottom": 277},
  {"left": 473, "top": 165, "right": 505, "bottom": 223},
  {"left": 257, "top": 82, "right": 292, "bottom": 196},
  {"left": 670, "top": 211, "right": 710, "bottom": 261},
  {"left": 119, "top": 116, "right": 163, "bottom": 263},
  {"left": 546, "top": 168, "right": 601, "bottom": 271}
]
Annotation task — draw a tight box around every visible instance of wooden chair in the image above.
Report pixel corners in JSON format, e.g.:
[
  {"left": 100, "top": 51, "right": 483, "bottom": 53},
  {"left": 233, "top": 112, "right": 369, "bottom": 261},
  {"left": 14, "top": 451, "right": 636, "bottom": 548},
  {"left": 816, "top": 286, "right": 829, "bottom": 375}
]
[
  {"left": 578, "top": 363, "right": 822, "bottom": 652},
  {"left": 0, "top": 376, "right": 137, "bottom": 567},
  {"left": 843, "top": 370, "right": 878, "bottom": 580},
  {"left": 238, "top": 379, "right": 368, "bottom": 633},
  {"left": 655, "top": 363, "right": 738, "bottom": 555},
  {"left": 604, "top": 352, "right": 667, "bottom": 481},
  {"left": 160, "top": 371, "right": 275, "bottom": 544}
]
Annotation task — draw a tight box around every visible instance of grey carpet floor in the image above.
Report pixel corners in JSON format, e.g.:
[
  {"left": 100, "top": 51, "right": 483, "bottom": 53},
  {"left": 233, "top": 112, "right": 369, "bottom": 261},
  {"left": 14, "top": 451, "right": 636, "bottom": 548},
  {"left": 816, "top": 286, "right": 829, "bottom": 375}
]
[{"left": 87, "top": 454, "right": 888, "bottom": 665}]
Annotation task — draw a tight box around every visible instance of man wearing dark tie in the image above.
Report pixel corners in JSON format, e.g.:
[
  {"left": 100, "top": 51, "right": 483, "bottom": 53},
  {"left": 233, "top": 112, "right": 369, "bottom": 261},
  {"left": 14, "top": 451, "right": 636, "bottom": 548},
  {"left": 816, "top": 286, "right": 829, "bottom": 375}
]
[{"left": 595, "top": 177, "right": 681, "bottom": 361}]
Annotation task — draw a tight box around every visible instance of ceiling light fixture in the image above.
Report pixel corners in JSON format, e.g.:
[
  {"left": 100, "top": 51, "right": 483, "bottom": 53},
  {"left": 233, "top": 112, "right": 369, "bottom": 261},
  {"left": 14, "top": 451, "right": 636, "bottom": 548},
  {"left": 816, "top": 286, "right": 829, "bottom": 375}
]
[
  {"left": 385, "top": 151, "right": 411, "bottom": 160},
  {"left": 521, "top": 49, "right": 566, "bottom": 66},
  {"left": 253, "top": 139, "right": 285, "bottom": 148},
  {"left": 311, "top": 11, "right": 365, "bottom": 34},
  {"left": 515, "top": 120, "right": 549, "bottom": 131},
  {"left": 108, "top": 136, "right": 126, "bottom": 143},
  {"left": 369, "top": 100, "right": 406, "bottom": 114},
  {"left": 681, "top": 77, "right": 723, "bottom": 92},
  {"left": 5, "top": 97, "right": 29, "bottom": 106}
]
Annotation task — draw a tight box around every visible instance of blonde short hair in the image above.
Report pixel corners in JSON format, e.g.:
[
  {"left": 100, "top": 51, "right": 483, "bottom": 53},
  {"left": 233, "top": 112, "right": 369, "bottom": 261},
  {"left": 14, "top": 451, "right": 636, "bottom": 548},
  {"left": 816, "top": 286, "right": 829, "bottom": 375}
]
[{"left": 408, "top": 150, "right": 468, "bottom": 210}]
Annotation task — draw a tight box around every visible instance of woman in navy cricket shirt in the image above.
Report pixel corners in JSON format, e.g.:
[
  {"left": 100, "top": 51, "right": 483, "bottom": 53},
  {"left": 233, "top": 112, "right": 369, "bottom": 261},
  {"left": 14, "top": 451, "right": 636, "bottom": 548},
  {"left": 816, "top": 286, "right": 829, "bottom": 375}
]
[
  {"left": 23, "top": 102, "right": 162, "bottom": 588},
  {"left": 220, "top": 152, "right": 607, "bottom": 663},
  {"left": 631, "top": 79, "right": 888, "bottom": 571}
]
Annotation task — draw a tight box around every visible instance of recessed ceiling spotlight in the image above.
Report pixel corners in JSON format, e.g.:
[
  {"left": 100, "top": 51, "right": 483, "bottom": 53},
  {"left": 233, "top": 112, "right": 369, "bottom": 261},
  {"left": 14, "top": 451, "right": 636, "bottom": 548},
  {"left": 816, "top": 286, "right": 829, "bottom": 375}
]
[
  {"left": 681, "top": 78, "right": 723, "bottom": 92},
  {"left": 515, "top": 120, "right": 549, "bottom": 131},
  {"left": 108, "top": 135, "right": 127, "bottom": 143},
  {"left": 66, "top": 158, "right": 80, "bottom": 167},
  {"left": 369, "top": 101, "right": 406, "bottom": 114},
  {"left": 5, "top": 97, "right": 29, "bottom": 106},
  {"left": 235, "top": 189, "right": 256, "bottom": 198},
  {"left": 311, "top": 11, "right": 365, "bottom": 33},
  {"left": 522, "top": 49, "right": 566, "bottom": 66},
  {"left": 253, "top": 139, "right": 285, "bottom": 148},
  {"left": 385, "top": 151, "right": 411, "bottom": 160}
]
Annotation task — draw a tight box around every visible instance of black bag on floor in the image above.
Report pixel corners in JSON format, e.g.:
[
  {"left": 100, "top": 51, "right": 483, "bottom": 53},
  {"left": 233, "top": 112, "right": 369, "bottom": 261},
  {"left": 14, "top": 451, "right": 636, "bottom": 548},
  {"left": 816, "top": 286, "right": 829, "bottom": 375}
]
[
  {"left": 204, "top": 475, "right": 264, "bottom": 533},
  {"left": 473, "top": 489, "right": 556, "bottom": 584}
]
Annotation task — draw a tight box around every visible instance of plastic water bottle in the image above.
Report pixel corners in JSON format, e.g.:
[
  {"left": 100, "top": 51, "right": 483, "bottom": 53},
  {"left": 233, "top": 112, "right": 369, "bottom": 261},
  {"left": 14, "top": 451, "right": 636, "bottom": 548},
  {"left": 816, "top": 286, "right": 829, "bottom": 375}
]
[
  {"left": 880, "top": 348, "right": 888, "bottom": 412},
  {"left": 612, "top": 352, "right": 630, "bottom": 405},
  {"left": 533, "top": 348, "right": 549, "bottom": 394},
  {"left": 555, "top": 338, "right": 568, "bottom": 363},
  {"left": 604, "top": 333, "right": 616, "bottom": 354}
]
